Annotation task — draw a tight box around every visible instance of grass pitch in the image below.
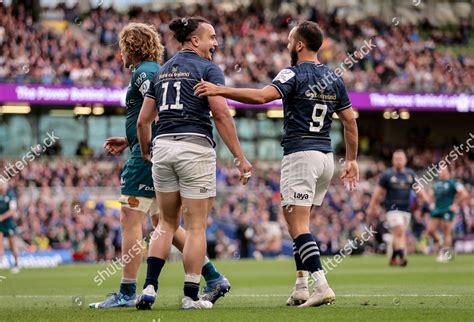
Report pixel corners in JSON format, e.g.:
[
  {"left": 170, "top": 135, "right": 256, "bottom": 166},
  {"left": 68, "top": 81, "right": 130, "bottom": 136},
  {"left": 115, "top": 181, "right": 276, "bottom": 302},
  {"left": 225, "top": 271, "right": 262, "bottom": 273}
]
[{"left": 0, "top": 255, "right": 473, "bottom": 321}]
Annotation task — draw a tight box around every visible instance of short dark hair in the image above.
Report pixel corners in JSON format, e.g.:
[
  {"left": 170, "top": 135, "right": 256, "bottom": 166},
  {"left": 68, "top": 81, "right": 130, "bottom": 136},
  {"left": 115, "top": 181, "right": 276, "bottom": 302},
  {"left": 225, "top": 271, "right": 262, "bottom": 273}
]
[
  {"left": 169, "top": 16, "right": 211, "bottom": 44},
  {"left": 393, "top": 149, "right": 406, "bottom": 155},
  {"left": 295, "top": 21, "right": 324, "bottom": 52}
]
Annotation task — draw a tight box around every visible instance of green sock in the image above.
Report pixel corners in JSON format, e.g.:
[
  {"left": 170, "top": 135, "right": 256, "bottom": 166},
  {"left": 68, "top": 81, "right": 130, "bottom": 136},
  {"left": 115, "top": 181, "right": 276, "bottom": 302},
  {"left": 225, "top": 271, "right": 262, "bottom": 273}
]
[
  {"left": 201, "top": 262, "right": 222, "bottom": 282},
  {"left": 120, "top": 280, "right": 136, "bottom": 297}
]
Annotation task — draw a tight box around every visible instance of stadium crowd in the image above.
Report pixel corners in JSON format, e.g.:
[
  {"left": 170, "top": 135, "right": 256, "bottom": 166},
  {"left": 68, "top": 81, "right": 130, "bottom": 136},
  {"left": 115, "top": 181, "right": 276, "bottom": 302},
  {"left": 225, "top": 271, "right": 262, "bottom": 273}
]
[
  {"left": 0, "top": 3, "right": 472, "bottom": 93},
  {"left": 1, "top": 147, "right": 473, "bottom": 262}
]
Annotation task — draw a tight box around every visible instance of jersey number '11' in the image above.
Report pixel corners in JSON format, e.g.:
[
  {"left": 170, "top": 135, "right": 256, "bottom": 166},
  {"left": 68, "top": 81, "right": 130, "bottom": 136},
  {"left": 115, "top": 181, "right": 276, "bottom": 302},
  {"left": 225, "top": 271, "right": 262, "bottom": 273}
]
[{"left": 159, "top": 81, "right": 184, "bottom": 111}]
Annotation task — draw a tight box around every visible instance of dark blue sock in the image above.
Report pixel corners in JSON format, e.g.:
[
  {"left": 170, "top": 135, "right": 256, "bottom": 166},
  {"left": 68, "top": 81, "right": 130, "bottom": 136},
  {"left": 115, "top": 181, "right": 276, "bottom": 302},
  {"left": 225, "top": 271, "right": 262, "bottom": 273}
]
[
  {"left": 397, "top": 249, "right": 405, "bottom": 259},
  {"left": 293, "top": 242, "right": 306, "bottom": 271},
  {"left": 143, "top": 257, "right": 166, "bottom": 292},
  {"left": 120, "top": 282, "right": 136, "bottom": 297},
  {"left": 201, "top": 262, "right": 222, "bottom": 282},
  {"left": 391, "top": 250, "right": 398, "bottom": 260},
  {"left": 294, "top": 233, "right": 323, "bottom": 273},
  {"left": 184, "top": 282, "right": 200, "bottom": 301}
]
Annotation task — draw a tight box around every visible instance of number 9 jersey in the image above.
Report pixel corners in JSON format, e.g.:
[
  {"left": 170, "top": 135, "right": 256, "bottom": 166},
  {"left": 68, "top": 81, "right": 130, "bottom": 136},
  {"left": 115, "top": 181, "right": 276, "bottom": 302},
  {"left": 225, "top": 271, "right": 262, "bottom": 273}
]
[
  {"left": 270, "top": 62, "right": 351, "bottom": 155},
  {"left": 145, "top": 49, "right": 225, "bottom": 147}
]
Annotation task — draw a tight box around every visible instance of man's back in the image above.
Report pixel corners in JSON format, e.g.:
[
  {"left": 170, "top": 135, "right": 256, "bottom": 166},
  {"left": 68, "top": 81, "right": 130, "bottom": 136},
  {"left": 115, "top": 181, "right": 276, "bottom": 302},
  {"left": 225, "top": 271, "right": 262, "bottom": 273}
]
[
  {"left": 147, "top": 50, "right": 225, "bottom": 145},
  {"left": 271, "top": 62, "right": 351, "bottom": 155}
]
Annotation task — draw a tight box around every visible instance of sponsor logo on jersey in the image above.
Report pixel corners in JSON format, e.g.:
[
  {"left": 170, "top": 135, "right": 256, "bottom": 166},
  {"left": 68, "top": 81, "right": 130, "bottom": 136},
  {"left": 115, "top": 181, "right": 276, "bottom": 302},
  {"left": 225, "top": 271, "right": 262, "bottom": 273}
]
[
  {"left": 273, "top": 69, "right": 295, "bottom": 84},
  {"left": 139, "top": 79, "right": 150, "bottom": 96},
  {"left": 134, "top": 72, "right": 148, "bottom": 87},
  {"left": 138, "top": 184, "right": 154, "bottom": 192},
  {"left": 293, "top": 192, "right": 309, "bottom": 200},
  {"left": 200, "top": 187, "right": 208, "bottom": 193},
  {"left": 159, "top": 70, "right": 190, "bottom": 79},
  {"left": 305, "top": 87, "right": 338, "bottom": 100}
]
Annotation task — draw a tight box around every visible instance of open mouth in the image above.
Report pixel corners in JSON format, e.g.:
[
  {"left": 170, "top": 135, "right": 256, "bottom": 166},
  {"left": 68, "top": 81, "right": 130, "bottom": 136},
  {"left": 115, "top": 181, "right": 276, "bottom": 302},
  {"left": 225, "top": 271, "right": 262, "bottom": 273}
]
[{"left": 209, "top": 47, "right": 216, "bottom": 57}]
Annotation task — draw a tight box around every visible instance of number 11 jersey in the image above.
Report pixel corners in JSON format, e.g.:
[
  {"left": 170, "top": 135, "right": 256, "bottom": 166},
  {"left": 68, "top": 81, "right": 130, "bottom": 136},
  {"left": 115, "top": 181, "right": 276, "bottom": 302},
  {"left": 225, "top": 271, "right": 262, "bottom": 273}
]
[{"left": 146, "top": 49, "right": 225, "bottom": 147}]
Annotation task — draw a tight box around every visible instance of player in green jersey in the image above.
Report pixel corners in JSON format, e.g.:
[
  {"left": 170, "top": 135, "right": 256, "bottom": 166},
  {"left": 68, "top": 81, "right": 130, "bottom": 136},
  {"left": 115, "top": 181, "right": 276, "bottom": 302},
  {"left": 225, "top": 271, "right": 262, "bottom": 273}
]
[
  {"left": 0, "top": 181, "right": 19, "bottom": 273},
  {"left": 428, "top": 167, "right": 468, "bottom": 262},
  {"left": 90, "top": 23, "right": 228, "bottom": 309}
]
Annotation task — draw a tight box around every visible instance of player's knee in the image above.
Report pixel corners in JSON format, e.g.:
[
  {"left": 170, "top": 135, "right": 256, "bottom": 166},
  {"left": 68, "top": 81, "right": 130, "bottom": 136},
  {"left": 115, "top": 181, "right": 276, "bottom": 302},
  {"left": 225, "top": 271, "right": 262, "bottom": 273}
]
[
  {"left": 287, "top": 223, "right": 309, "bottom": 239},
  {"left": 392, "top": 226, "right": 404, "bottom": 237},
  {"left": 184, "top": 220, "right": 206, "bottom": 233},
  {"left": 120, "top": 208, "right": 143, "bottom": 230},
  {"left": 161, "top": 215, "right": 180, "bottom": 231}
]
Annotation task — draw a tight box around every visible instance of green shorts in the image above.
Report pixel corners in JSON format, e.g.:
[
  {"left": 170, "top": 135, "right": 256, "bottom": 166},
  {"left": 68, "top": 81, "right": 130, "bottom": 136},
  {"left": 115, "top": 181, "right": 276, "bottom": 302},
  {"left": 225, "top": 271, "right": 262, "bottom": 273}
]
[
  {"left": 430, "top": 209, "right": 455, "bottom": 221},
  {"left": 0, "top": 217, "right": 16, "bottom": 237},
  {"left": 120, "top": 148, "right": 155, "bottom": 199}
]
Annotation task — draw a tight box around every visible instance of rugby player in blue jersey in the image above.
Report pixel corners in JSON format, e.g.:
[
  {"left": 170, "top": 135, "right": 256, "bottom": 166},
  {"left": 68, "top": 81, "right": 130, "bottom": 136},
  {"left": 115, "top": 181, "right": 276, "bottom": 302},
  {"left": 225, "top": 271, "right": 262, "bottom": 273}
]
[
  {"left": 194, "top": 21, "right": 359, "bottom": 308},
  {"left": 135, "top": 17, "right": 252, "bottom": 310},
  {"left": 368, "top": 150, "right": 429, "bottom": 266}
]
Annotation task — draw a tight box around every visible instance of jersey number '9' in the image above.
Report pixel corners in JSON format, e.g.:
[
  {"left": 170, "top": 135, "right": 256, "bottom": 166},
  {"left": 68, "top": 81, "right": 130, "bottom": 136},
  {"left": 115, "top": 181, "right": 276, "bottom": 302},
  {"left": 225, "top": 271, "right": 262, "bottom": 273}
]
[
  {"left": 309, "top": 103, "right": 327, "bottom": 132},
  {"left": 159, "top": 81, "right": 184, "bottom": 111}
]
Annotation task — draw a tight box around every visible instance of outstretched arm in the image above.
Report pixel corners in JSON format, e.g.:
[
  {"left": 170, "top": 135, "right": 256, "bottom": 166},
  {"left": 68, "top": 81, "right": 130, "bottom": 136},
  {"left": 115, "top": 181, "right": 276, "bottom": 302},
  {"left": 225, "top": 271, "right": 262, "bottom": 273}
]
[{"left": 194, "top": 81, "right": 280, "bottom": 104}]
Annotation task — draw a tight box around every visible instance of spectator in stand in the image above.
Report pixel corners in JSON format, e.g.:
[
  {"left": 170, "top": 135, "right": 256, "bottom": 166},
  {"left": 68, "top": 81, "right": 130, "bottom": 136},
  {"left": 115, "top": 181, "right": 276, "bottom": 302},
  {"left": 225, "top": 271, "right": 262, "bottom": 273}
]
[
  {"left": 1, "top": 146, "right": 472, "bottom": 262},
  {"left": 0, "top": 3, "right": 472, "bottom": 93}
]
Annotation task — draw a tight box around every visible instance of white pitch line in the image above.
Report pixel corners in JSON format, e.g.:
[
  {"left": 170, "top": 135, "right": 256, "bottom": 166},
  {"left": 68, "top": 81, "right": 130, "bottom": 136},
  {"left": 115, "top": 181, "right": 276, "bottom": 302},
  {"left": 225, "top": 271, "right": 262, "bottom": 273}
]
[{"left": 0, "top": 294, "right": 462, "bottom": 299}]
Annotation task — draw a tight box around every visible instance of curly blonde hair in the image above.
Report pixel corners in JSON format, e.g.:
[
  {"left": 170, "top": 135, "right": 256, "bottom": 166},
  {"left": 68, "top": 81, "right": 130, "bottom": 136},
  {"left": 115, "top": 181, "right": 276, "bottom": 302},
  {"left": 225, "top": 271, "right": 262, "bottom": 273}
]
[{"left": 119, "top": 23, "right": 164, "bottom": 65}]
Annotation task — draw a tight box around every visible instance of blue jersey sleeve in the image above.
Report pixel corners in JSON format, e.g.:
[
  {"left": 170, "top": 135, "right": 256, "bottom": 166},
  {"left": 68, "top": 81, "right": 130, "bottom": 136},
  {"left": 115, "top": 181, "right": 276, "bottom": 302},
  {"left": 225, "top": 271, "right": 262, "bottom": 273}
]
[
  {"left": 145, "top": 73, "right": 158, "bottom": 100},
  {"left": 335, "top": 77, "right": 351, "bottom": 111},
  {"left": 408, "top": 169, "right": 417, "bottom": 188},
  {"left": 204, "top": 64, "right": 225, "bottom": 86},
  {"left": 270, "top": 68, "right": 296, "bottom": 98},
  {"left": 379, "top": 171, "right": 390, "bottom": 189}
]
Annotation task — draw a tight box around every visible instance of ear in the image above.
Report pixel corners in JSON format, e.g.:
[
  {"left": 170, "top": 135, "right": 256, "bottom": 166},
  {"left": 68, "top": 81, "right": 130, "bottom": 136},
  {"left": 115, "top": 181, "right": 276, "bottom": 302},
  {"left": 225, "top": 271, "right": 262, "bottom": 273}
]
[
  {"left": 296, "top": 41, "right": 305, "bottom": 52},
  {"left": 190, "top": 35, "right": 200, "bottom": 48}
]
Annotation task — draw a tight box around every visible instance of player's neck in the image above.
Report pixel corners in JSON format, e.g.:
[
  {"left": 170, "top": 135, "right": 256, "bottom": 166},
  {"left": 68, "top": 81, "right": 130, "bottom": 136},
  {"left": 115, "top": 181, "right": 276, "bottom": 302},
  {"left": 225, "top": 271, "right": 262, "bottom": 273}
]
[
  {"left": 128, "top": 60, "right": 142, "bottom": 70},
  {"left": 181, "top": 45, "right": 202, "bottom": 58},
  {"left": 297, "top": 52, "right": 320, "bottom": 65}
]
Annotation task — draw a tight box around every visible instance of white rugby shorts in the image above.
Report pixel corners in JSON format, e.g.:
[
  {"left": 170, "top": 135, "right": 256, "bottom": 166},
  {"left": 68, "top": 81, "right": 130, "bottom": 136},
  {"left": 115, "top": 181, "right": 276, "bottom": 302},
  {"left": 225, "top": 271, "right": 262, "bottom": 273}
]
[
  {"left": 386, "top": 210, "right": 411, "bottom": 229},
  {"left": 151, "top": 139, "right": 216, "bottom": 199},
  {"left": 281, "top": 151, "right": 334, "bottom": 207}
]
